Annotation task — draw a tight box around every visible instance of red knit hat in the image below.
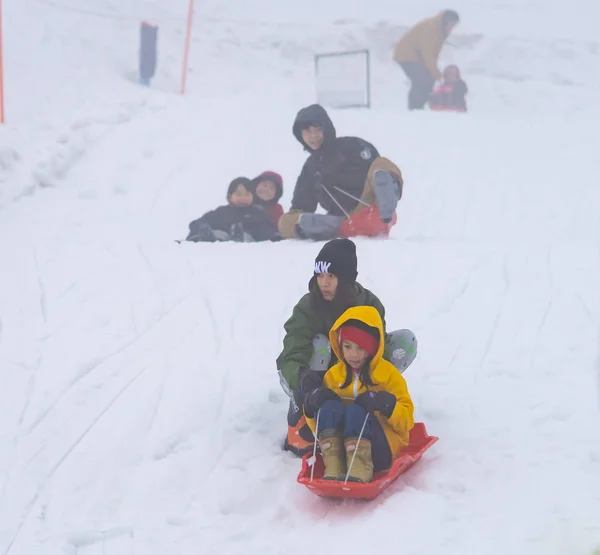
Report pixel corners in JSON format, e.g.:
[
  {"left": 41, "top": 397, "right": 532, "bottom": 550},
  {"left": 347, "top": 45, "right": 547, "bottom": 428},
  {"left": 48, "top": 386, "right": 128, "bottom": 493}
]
[
  {"left": 251, "top": 171, "right": 283, "bottom": 203},
  {"left": 338, "top": 320, "right": 380, "bottom": 357}
]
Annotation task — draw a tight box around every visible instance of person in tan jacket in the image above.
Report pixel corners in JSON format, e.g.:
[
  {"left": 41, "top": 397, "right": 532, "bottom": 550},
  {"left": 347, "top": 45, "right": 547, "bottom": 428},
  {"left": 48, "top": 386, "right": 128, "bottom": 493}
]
[{"left": 393, "top": 10, "right": 459, "bottom": 110}]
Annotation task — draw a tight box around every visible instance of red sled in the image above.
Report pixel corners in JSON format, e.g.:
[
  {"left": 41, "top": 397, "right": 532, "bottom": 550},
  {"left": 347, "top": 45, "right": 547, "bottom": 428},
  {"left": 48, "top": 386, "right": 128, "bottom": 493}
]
[
  {"left": 337, "top": 203, "right": 397, "bottom": 239},
  {"left": 297, "top": 422, "right": 438, "bottom": 500},
  {"left": 429, "top": 105, "right": 466, "bottom": 113}
]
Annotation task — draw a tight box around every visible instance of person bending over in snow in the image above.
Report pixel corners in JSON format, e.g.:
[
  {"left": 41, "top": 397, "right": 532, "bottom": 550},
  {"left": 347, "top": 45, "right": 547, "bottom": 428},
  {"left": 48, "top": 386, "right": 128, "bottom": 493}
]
[
  {"left": 277, "top": 238, "right": 418, "bottom": 457},
  {"left": 185, "top": 177, "right": 281, "bottom": 243},
  {"left": 303, "top": 305, "right": 415, "bottom": 483},
  {"left": 277, "top": 104, "right": 404, "bottom": 240},
  {"left": 249, "top": 171, "right": 284, "bottom": 227},
  {"left": 428, "top": 64, "right": 468, "bottom": 112}
]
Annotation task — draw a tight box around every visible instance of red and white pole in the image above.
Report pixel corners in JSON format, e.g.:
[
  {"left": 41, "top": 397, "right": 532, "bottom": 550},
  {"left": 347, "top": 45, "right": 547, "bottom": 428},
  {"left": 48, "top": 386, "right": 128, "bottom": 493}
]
[
  {"left": 0, "top": 0, "right": 5, "bottom": 123},
  {"left": 180, "top": 0, "right": 194, "bottom": 95}
]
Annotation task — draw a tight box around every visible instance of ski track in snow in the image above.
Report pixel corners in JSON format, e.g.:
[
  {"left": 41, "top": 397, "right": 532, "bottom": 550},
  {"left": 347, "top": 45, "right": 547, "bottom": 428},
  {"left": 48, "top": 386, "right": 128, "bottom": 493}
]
[{"left": 1, "top": 0, "right": 600, "bottom": 554}]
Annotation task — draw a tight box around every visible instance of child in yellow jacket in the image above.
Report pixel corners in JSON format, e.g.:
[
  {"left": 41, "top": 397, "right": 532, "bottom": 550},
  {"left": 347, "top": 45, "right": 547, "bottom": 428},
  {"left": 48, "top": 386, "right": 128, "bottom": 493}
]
[{"left": 303, "top": 305, "right": 415, "bottom": 483}]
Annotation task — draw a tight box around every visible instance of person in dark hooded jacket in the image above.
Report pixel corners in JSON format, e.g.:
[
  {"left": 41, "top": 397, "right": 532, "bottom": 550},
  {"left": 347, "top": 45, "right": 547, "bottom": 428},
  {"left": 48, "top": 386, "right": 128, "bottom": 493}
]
[{"left": 277, "top": 104, "right": 405, "bottom": 240}]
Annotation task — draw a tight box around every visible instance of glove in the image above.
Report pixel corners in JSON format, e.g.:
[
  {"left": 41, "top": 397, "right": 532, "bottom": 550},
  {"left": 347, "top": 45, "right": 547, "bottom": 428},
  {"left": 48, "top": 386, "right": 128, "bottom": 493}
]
[
  {"left": 303, "top": 387, "right": 341, "bottom": 418},
  {"left": 297, "top": 368, "right": 323, "bottom": 394},
  {"left": 354, "top": 390, "right": 397, "bottom": 418},
  {"left": 354, "top": 391, "right": 378, "bottom": 414},
  {"left": 374, "top": 391, "right": 397, "bottom": 418}
]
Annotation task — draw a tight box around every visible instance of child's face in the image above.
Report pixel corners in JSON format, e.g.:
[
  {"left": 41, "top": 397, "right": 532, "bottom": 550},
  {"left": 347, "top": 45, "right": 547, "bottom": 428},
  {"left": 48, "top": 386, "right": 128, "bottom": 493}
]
[
  {"left": 228, "top": 184, "right": 253, "bottom": 206},
  {"left": 256, "top": 180, "right": 277, "bottom": 202},
  {"left": 341, "top": 339, "right": 369, "bottom": 370},
  {"left": 316, "top": 272, "right": 338, "bottom": 301},
  {"left": 444, "top": 67, "right": 459, "bottom": 83}
]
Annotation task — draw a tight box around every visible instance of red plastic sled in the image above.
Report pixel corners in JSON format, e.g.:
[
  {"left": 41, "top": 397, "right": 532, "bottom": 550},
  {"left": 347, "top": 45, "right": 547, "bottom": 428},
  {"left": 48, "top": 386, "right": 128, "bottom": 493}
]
[
  {"left": 337, "top": 203, "right": 397, "bottom": 239},
  {"left": 297, "top": 422, "right": 438, "bottom": 500},
  {"left": 429, "top": 105, "right": 466, "bottom": 113}
]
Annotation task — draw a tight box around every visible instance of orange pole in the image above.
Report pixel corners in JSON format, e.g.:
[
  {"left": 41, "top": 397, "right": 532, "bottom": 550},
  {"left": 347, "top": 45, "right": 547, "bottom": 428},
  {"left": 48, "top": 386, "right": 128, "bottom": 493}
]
[
  {"left": 181, "top": 0, "right": 194, "bottom": 95},
  {"left": 0, "top": 0, "right": 4, "bottom": 123}
]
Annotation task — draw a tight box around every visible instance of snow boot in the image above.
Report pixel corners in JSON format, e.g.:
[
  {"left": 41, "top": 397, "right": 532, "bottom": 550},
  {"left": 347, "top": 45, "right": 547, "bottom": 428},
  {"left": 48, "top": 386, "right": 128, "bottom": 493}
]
[
  {"left": 283, "top": 414, "right": 314, "bottom": 457},
  {"left": 230, "top": 223, "right": 254, "bottom": 242},
  {"left": 373, "top": 169, "right": 401, "bottom": 224},
  {"left": 344, "top": 437, "right": 374, "bottom": 483},
  {"left": 295, "top": 213, "right": 345, "bottom": 241},
  {"left": 318, "top": 429, "right": 346, "bottom": 480},
  {"left": 283, "top": 393, "right": 314, "bottom": 457},
  {"left": 186, "top": 222, "right": 218, "bottom": 242},
  {"left": 388, "top": 329, "right": 418, "bottom": 373}
]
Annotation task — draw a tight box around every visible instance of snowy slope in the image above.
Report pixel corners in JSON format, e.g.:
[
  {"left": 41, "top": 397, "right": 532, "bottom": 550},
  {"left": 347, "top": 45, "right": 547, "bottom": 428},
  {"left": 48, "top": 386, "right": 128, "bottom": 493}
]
[{"left": 1, "top": 1, "right": 600, "bottom": 554}]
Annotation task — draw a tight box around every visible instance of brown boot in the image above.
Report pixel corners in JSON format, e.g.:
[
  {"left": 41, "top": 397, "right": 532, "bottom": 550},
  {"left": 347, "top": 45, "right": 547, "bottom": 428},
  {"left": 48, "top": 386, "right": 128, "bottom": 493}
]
[
  {"left": 344, "top": 437, "right": 374, "bottom": 483},
  {"left": 318, "top": 429, "right": 347, "bottom": 480}
]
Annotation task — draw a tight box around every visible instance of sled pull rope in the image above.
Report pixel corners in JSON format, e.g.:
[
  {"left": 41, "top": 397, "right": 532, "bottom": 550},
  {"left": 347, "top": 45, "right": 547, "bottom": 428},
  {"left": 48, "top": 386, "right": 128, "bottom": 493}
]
[
  {"left": 310, "top": 409, "right": 320, "bottom": 482},
  {"left": 333, "top": 186, "right": 370, "bottom": 207},
  {"left": 344, "top": 413, "right": 369, "bottom": 485},
  {"left": 320, "top": 185, "right": 351, "bottom": 219}
]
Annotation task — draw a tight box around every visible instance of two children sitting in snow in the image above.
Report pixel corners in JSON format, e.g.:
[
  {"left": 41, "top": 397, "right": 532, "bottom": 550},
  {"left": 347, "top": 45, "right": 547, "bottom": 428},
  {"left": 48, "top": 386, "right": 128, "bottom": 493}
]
[{"left": 186, "top": 171, "right": 284, "bottom": 243}]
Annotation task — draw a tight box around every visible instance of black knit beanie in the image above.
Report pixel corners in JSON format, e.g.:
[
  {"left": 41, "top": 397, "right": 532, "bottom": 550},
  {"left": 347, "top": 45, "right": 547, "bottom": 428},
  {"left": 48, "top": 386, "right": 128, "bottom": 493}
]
[{"left": 312, "top": 238, "right": 358, "bottom": 283}]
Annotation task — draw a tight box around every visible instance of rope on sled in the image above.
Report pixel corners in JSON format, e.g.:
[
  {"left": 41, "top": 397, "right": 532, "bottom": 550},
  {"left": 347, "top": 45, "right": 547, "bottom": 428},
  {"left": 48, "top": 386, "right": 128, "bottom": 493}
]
[
  {"left": 310, "top": 409, "right": 321, "bottom": 482},
  {"left": 320, "top": 185, "right": 350, "bottom": 218},
  {"left": 344, "top": 413, "right": 369, "bottom": 485},
  {"left": 333, "top": 186, "right": 370, "bottom": 207}
]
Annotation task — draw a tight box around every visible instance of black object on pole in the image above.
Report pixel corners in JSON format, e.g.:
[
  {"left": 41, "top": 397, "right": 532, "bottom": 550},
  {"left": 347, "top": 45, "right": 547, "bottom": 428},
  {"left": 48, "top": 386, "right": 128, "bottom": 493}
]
[{"left": 139, "top": 21, "right": 158, "bottom": 87}]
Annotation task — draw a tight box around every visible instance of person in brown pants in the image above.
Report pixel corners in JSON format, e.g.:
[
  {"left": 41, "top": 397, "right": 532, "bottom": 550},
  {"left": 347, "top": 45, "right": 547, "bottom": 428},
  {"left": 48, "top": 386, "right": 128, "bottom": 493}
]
[
  {"left": 393, "top": 10, "right": 460, "bottom": 110},
  {"left": 278, "top": 104, "right": 403, "bottom": 240}
]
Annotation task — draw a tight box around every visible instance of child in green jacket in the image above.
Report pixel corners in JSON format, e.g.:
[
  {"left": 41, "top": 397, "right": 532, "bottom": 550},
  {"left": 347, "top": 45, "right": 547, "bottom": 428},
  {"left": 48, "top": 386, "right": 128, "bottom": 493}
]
[{"left": 276, "top": 238, "right": 418, "bottom": 456}]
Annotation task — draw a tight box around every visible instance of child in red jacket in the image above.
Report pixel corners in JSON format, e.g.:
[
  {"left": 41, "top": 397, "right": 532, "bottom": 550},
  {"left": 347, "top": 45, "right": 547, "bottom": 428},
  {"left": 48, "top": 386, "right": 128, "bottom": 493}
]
[
  {"left": 250, "top": 171, "right": 284, "bottom": 227},
  {"left": 428, "top": 65, "right": 468, "bottom": 112}
]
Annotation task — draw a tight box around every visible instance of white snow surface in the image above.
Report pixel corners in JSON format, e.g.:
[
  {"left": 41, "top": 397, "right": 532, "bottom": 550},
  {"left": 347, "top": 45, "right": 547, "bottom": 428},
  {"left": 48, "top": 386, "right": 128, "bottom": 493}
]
[{"left": 1, "top": 0, "right": 600, "bottom": 554}]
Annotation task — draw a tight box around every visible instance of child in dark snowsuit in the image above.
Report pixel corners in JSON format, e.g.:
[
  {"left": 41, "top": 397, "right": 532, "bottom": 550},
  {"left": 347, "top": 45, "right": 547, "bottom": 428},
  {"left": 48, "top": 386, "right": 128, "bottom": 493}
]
[
  {"left": 249, "top": 171, "right": 284, "bottom": 227},
  {"left": 428, "top": 64, "right": 468, "bottom": 112},
  {"left": 186, "top": 177, "right": 281, "bottom": 243}
]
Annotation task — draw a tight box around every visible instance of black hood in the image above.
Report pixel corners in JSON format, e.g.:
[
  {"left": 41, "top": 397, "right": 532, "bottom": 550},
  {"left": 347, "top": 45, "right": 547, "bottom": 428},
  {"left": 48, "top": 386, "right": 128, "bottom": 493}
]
[{"left": 292, "top": 104, "right": 336, "bottom": 152}]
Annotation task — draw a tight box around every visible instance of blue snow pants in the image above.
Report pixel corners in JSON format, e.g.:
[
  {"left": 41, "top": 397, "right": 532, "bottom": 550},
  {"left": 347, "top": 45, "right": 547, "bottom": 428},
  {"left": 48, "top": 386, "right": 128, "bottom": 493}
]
[{"left": 318, "top": 399, "right": 392, "bottom": 472}]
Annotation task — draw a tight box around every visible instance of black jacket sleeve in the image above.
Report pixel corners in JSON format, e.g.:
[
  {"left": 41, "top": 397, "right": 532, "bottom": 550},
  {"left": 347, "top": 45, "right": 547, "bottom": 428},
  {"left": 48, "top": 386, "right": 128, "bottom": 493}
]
[
  {"left": 290, "top": 158, "right": 319, "bottom": 213},
  {"left": 451, "top": 80, "right": 467, "bottom": 97},
  {"left": 188, "top": 208, "right": 220, "bottom": 231},
  {"left": 242, "top": 207, "right": 280, "bottom": 241}
]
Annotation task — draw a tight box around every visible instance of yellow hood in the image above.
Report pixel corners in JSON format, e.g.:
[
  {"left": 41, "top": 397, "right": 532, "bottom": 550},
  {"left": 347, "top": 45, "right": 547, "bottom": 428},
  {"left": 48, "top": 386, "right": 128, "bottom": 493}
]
[{"left": 329, "top": 305, "right": 384, "bottom": 370}]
